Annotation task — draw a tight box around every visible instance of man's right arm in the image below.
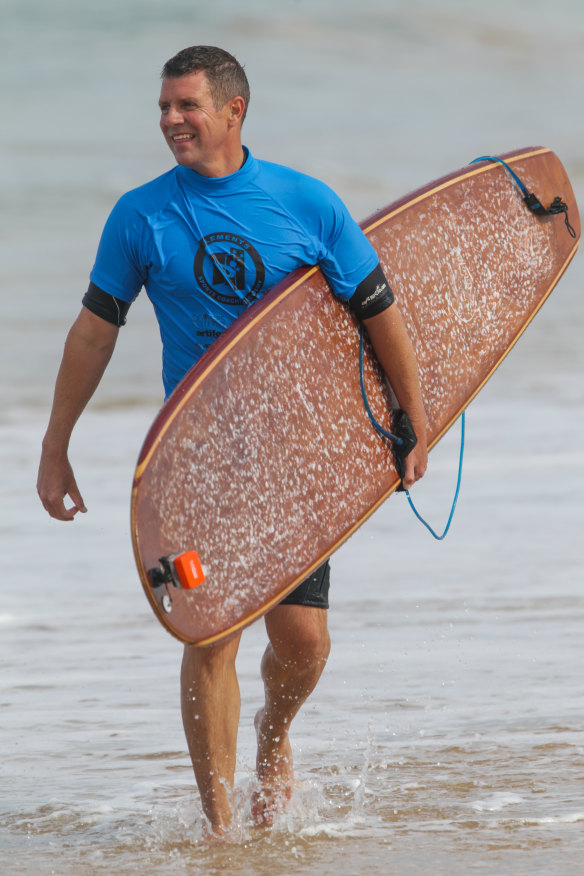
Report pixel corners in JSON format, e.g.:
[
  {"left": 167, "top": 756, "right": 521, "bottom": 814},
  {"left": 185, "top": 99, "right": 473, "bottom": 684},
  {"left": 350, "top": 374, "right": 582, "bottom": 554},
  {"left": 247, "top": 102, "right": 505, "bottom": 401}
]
[{"left": 37, "top": 307, "right": 119, "bottom": 521}]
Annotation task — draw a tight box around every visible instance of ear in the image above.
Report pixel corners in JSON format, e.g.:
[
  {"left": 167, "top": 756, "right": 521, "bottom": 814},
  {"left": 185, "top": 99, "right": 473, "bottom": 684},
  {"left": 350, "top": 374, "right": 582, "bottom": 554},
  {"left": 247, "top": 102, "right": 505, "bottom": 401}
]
[{"left": 227, "top": 96, "right": 246, "bottom": 127}]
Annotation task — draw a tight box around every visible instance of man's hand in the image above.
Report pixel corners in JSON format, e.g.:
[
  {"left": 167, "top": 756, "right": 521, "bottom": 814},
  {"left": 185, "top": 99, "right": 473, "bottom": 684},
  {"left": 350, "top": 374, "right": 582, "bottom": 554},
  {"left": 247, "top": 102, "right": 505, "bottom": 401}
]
[
  {"left": 37, "top": 450, "right": 87, "bottom": 521},
  {"left": 401, "top": 432, "right": 428, "bottom": 491}
]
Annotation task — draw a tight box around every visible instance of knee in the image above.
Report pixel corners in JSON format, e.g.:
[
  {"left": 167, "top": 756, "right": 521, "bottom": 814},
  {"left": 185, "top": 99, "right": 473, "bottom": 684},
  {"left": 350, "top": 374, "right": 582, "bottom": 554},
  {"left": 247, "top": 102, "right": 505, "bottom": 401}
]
[
  {"left": 293, "top": 623, "right": 330, "bottom": 668},
  {"left": 267, "top": 606, "right": 331, "bottom": 669},
  {"left": 181, "top": 635, "right": 240, "bottom": 685}
]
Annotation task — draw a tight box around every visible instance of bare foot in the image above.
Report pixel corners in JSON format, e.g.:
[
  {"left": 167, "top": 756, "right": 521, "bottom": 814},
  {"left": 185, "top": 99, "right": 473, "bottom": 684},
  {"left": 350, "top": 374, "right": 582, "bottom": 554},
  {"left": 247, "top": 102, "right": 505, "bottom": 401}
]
[
  {"left": 202, "top": 821, "right": 242, "bottom": 845},
  {"left": 251, "top": 708, "right": 294, "bottom": 826},
  {"left": 202, "top": 822, "right": 227, "bottom": 844}
]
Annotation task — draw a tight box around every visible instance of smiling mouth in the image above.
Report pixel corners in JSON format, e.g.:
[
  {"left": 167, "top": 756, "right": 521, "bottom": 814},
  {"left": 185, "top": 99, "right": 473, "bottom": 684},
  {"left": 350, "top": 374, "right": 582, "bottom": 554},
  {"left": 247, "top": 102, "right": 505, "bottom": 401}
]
[{"left": 172, "top": 133, "right": 195, "bottom": 142}]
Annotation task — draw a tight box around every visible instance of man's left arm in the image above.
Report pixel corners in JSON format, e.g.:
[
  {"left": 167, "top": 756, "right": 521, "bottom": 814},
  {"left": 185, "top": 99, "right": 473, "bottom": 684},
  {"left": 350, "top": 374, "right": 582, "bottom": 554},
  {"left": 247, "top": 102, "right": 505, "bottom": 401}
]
[{"left": 362, "top": 303, "right": 428, "bottom": 490}]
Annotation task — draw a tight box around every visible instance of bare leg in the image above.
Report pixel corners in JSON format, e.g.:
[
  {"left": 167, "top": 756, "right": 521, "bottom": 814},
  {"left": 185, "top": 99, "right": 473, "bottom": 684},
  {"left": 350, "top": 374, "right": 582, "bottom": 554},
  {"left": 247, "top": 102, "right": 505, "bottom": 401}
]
[
  {"left": 252, "top": 604, "right": 331, "bottom": 825},
  {"left": 181, "top": 633, "right": 242, "bottom": 835}
]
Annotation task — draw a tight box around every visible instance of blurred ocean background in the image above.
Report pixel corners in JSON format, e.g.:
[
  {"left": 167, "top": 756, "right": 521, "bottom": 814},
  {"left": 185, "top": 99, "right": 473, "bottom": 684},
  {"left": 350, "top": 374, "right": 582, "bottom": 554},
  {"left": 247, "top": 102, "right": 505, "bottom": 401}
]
[{"left": 1, "top": 1, "right": 583, "bottom": 873}]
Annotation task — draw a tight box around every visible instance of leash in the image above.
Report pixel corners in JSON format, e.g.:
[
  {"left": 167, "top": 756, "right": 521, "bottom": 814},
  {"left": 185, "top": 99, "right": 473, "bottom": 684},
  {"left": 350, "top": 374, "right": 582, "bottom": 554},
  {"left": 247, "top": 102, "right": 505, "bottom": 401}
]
[
  {"left": 359, "top": 324, "right": 464, "bottom": 540},
  {"left": 471, "top": 155, "right": 576, "bottom": 238}
]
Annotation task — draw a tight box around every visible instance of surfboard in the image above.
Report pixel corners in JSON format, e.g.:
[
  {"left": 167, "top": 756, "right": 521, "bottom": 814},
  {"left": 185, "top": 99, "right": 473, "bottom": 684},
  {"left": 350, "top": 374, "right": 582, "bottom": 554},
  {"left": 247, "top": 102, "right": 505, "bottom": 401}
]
[{"left": 131, "top": 146, "right": 580, "bottom": 645}]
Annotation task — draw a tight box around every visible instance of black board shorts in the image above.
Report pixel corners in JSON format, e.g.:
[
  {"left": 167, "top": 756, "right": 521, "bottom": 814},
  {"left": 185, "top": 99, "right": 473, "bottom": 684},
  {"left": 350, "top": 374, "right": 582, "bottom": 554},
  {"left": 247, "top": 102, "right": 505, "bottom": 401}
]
[{"left": 279, "top": 561, "right": 330, "bottom": 609}]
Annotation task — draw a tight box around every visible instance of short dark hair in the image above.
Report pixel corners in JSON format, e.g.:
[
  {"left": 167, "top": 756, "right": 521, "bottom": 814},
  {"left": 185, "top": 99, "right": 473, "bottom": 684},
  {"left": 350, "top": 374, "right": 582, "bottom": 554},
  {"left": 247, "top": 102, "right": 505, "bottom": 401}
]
[{"left": 161, "top": 46, "right": 250, "bottom": 122}]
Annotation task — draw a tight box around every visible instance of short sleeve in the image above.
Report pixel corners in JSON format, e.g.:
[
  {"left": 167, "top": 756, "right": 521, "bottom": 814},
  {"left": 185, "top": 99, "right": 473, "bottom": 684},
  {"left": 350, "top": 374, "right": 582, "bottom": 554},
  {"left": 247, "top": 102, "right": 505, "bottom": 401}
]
[
  {"left": 89, "top": 195, "right": 148, "bottom": 303},
  {"left": 312, "top": 184, "right": 379, "bottom": 301}
]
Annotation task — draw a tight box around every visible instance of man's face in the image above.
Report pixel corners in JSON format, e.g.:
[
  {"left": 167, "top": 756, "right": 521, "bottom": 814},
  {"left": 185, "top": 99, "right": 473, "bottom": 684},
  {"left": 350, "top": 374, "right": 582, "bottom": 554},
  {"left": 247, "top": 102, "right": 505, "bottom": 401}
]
[{"left": 159, "top": 71, "right": 237, "bottom": 177}]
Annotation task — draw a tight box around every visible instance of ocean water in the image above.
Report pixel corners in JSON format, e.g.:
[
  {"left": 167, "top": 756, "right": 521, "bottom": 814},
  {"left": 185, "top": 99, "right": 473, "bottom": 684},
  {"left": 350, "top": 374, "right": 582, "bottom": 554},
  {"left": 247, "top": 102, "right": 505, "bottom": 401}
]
[{"left": 1, "top": 1, "right": 583, "bottom": 873}]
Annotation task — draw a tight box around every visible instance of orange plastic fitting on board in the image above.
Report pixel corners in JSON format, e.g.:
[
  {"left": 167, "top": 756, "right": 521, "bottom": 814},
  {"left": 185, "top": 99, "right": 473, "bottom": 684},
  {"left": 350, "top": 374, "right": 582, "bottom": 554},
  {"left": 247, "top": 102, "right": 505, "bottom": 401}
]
[{"left": 173, "top": 551, "right": 206, "bottom": 589}]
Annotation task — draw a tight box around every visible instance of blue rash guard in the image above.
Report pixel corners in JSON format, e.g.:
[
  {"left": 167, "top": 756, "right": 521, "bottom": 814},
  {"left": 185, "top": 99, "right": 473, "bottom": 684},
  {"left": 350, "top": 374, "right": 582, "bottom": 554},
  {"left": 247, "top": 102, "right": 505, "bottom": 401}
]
[{"left": 89, "top": 147, "right": 379, "bottom": 397}]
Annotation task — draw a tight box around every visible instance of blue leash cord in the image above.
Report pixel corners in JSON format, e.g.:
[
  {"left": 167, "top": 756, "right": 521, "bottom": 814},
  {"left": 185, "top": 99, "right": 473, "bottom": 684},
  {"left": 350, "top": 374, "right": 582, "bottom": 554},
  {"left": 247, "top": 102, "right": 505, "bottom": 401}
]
[
  {"left": 471, "top": 154, "right": 528, "bottom": 196},
  {"left": 405, "top": 411, "right": 465, "bottom": 540},
  {"left": 359, "top": 324, "right": 465, "bottom": 540},
  {"left": 358, "top": 323, "right": 403, "bottom": 447}
]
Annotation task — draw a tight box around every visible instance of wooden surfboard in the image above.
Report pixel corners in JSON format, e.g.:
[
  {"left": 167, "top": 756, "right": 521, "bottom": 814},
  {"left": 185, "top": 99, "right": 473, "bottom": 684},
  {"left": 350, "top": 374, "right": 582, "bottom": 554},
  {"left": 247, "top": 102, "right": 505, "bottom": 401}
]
[{"left": 131, "top": 146, "right": 580, "bottom": 645}]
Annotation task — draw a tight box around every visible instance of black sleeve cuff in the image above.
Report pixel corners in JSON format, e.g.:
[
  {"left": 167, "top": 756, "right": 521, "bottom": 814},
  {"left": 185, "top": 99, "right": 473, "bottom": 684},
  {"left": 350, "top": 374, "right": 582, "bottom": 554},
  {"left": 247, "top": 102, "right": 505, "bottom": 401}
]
[
  {"left": 82, "top": 282, "right": 132, "bottom": 327},
  {"left": 348, "top": 263, "right": 394, "bottom": 319}
]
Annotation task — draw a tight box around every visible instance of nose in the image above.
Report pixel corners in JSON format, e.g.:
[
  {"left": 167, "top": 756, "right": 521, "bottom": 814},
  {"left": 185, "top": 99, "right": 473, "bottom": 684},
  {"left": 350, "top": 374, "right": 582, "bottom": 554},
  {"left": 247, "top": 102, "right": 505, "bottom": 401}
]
[{"left": 163, "top": 105, "right": 184, "bottom": 127}]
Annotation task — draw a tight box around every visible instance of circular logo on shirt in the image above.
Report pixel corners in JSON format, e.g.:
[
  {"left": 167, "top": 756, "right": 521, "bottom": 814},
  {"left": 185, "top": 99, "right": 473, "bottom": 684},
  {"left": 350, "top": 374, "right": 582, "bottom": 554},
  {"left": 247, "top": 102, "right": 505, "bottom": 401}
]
[{"left": 194, "top": 232, "right": 265, "bottom": 306}]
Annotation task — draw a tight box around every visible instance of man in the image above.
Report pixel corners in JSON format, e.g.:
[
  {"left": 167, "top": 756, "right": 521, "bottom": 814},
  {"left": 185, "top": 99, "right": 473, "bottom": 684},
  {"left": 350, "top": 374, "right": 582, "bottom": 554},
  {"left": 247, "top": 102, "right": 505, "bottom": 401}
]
[{"left": 37, "top": 46, "right": 428, "bottom": 836}]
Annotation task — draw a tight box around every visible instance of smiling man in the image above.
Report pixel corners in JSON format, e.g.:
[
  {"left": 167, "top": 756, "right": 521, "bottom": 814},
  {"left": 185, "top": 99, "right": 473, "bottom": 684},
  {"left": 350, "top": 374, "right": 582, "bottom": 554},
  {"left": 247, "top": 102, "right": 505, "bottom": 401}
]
[{"left": 37, "top": 45, "right": 427, "bottom": 837}]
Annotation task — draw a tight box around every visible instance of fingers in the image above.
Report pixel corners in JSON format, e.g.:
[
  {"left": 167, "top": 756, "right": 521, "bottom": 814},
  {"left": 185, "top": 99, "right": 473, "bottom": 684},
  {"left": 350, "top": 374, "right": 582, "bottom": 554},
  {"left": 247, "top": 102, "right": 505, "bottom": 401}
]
[
  {"left": 38, "top": 489, "right": 73, "bottom": 520},
  {"left": 37, "top": 457, "right": 87, "bottom": 521},
  {"left": 66, "top": 482, "right": 87, "bottom": 517},
  {"left": 39, "top": 489, "right": 87, "bottom": 521},
  {"left": 401, "top": 446, "right": 428, "bottom": 491},
  {"left": 401, "top": 466, "right": 416, "bottom": 491}
]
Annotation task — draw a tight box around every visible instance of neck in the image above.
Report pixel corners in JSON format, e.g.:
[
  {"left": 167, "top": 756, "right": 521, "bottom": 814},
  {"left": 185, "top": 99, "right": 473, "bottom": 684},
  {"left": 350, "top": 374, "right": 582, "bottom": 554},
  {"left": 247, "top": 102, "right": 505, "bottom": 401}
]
[{"left": 188, "top": 145, "right": 245, "bottom": 179}]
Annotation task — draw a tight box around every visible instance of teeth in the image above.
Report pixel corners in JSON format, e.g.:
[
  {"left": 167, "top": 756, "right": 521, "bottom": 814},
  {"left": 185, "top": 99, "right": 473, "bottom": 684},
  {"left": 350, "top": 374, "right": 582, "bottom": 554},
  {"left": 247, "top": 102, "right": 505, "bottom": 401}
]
[{"left": 173, "top": 134, "right": 193, "bottom": 141}]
